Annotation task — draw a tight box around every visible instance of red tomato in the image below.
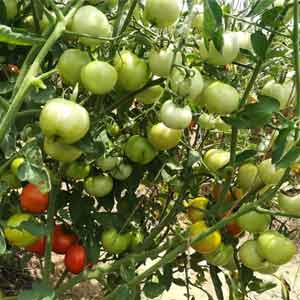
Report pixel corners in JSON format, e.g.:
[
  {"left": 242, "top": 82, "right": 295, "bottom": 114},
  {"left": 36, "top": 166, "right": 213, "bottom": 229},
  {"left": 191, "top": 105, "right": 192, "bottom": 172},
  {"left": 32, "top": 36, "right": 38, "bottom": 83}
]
[
  {"left": 226, "top": 219, "right": 242, "bottom": 236},
  {"left": 64, "top": 244, "right": 87, "bottom": 274},
  {"left": 20, "top": 184, "right": 49, "bottom": 214},
  {"left": 52, "top": 224, "right": 78, "bottom": 254},
  {"left": 26, "top": 237, "right": 46, "bottom": 256}
]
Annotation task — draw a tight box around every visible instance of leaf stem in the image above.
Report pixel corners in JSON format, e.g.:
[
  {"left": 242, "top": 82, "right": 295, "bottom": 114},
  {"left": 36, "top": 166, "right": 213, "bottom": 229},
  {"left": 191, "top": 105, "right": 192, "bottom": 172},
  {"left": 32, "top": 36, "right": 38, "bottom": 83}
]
[{"left": 293, "top": 0, "right": 300, "bottom": 118}]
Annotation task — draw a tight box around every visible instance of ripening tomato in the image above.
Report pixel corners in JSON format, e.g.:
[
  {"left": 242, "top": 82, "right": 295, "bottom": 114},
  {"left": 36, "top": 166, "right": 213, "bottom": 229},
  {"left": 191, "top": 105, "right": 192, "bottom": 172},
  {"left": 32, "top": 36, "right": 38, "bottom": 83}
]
[
  {"left": 65, "top": 244, "right": 87, "bottom": 274},
  {"left": 186, "top": 197, "right": 209, "bottom": 223},
  {"left": 26, "top": 237, "right": 46, "bottom": 256},
  {"left": 20, "top": 184, "right": 49, "bottom": 214},
  {"left": 57, "top": 49, "right": 91, "bottom": 86},
  {"left": 52, "top": 224, "right": 78, "bottom": 254},
  {"left": 71, "top": 6, "right": 112, "bottom": 47},
  {"left": 144, "top": 0, "right": 180, "bottom": 28},
  {"left": 84, "top": 175, "right": 114, "bottom": 197},
  {"left": 226, "top": 219, "right": 242, "bottom": 236},
  {"left": 101, "top": 228, "right": 132, "bottom": 254},
  {"left": 80, "top": 61, "right": 118, "bottom": 95},
  {"left": 211, "top": 184, "right": 243, "bottom": 202}
]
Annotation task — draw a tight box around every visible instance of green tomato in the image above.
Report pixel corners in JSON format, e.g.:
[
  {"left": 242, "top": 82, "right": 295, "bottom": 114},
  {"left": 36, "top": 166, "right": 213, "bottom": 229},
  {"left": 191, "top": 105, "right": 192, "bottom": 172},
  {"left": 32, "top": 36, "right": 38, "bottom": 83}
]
[
  {"left": 202, "top": 81, "right": 240, "bottom": 115},
  {"left": 107, "top": 122, "right": 120, "bottom": 137},
  {"left": 135, "top": 85, "right": 164, "bottom": 105},
  {"left": 257, "top": 231, "right": 296, "bottom": 265},
  {"left": 258, "top": 159, "right": 286, "bottom": 185},
  {"left": 113, "top": 50, "right": 150, "bottom": 92},
  {"left": 237, "top": 210, "right": 271, "bottom": 233},
  {"left": 204, "top": 243, "right": 234, "bottom": 267},
  {"left": 130, "top": 230, "right": 144, "bottom": 249},
  {"left": 0, "top": 171, "right": 21, "bottom": 189},
  {"left": 148, "top": 122, "right": 182, "bottom": 150},
  {"left": 191, "top": 13, "right": 204, "bottom": 32},
  {"left": 257, "top": 263, "right": 279, "bottom": 275},
  {"left": 198, "top": 32, "right": 239, "bottom": 65},
  {"left": 237, "top": 163, "right": 262, "bottom": 191},
  {"left": 101, "top": 228, "right": 131, "bottom": 254},
  {"left": 65, "top": 161, "right": 91, "bottom": 180},
  {"left": 22, "top": 14, "right": 52, "bottom": 32},
  {"left": 71, "top": 5, "right": 112, "bottom": 47},
  {"left": 57, "top": 49, "right": 91, "bottom": 86},
  {"left": 198, "top": 113, "right": 216, "bottom": 130},
  {"left": 203, "top": 149, "right": 230, "bottom": 172},
  {"left": 3, "top": 0, "right": 17, "bottom": 19},
  {"left": 4, "top": 214, "right": 38, "bottom": 248},
  {"left": 84, "top": 175, "right": 113, "bottom": 197},
  {"left": 110, "top": 163, "right": 133, "bottom": 181},
  {"left": 160, "top": 100, "right": 192, "bottom": 129},
  {"left": 40, "top": 98, "right": 90, "bottom": 144},
  {"left": 10, "top": 157, "right": 25, "bottom": 176},
  {"left": 235, "top": 31, "right": 252, "bottom": 51},
  {"left": 80, "top": 61, "right": 118, "bottom": 95},
  {"left": 96, "top": 156, "right": 121, "bottom": 171},
  {"left": 125, "top": 135, "right": 157, "bottom": 165},
  {"left": 148, "top": 47, "right": 182, "bottom": 77},
  {"left": 278, "top": 192, "right": 300, "bottom": 216},
  {"left": 44, "top": 137, "right": 82, "bottom": 162},
  {"left": 239, "top": 240, "right": 266, "bottom": 270},
  {"left": 144, "top": 0, "right": 180, "bottom": 28}
]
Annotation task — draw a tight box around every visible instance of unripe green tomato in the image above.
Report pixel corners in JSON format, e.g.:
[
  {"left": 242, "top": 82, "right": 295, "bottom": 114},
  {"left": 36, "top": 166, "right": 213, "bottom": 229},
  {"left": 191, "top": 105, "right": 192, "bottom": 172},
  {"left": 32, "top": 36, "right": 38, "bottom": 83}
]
[
  {"left": 22, "top": 14, "right": 51, "bottom": 32},
  {"left": 144, "top": 0, "right": 180, "bottom": 28},
  {"left": 96, "top": 156, "right": 121, "bottom": 171},
  {"left": 71, "top": 5, "right": 112, "bottom": 47},
  {"left": 261, "top": 80, "right": 288, "bottom": 110},
  {"left": 237, "top": 210, "right": 271, "bottom": 233},
  {"left": 148, "top": 122, "right": 182, "bottom": 150},
  {"left": 258, "top": 159, "right": 286, "bottom": 185},
  {"left": 57, "top": 49, "right": 91, "bottom": 86},
  {"left": 110, "top": 163, "right": 133, "bottom": 181},
  {"left": 198, "top": 113, "right": 216, "bottom": 130},
  {"left": 84, "top": 175, "right": 113, "bottom": 197},
  {"left": 237, "top": 163, "right": 262, "bottom": 191},
  {"left": 135, "top": 85, "right": 164, "bottom": 105},
  {"left": 10, "top": 157, "right": 25, "bottom": 176},
  {"left": 107, "top": 122, "right": 120, "bottom": 137},
  {"left": 113, "top": 50, "right": 150, "bottom": 92},
  {"left": 203, "top": 149, "right": 230, "bottom": 172},
  {"left": 130, "top": 230, "right": 144, "bottom": 249},
  {"left": 4, "top": 213, "right": 38, "bottom": 248},
  {"left": 0, "top": 171, "right": 21, "bottom": 189},
  {"left": 40, "top": 98, "right": 90, "bottom": 144},
  {"left": 257, "top": 263, "right": 279, "bottom": 275},
  {"left": 198, "top": 32, "right": 239, "bottom": 65},
  {"left": 234, "top": 31, "right": 252, "bottom": 51},
  {"left": 191, "top": 13, "right": 204, "bottom": 31},
  {"left": 204, "top": 243, "right": 234, "bottom": 267},
  {"left": 80, "top": 61, "right": 118, "bottom": 95},
  {"left": 3, "top": 0, "right": 17, "bottom": 19},
  {"left": 148, "top": 47, "right": 182, "bottom": 77},
  {"left": 278, "top": 192, "right": 300, "bottom": 216},
  {"left": 257, "top": 231, "right": 296, "bottom": 265},
  {"left": 125, "top": 135, "right": 157, "bottom": 165},
  {"left": 101, "top": 228, "right": 131, "bottom": 254},
  {"left": 202, "top": 81, "right": 240, "bottom": 115},
  {"left": 44, "top": 137, "right": 82, "bottom": 162},
  {"left": 65, "top": 161, "right": 91, "bottom": 180}
]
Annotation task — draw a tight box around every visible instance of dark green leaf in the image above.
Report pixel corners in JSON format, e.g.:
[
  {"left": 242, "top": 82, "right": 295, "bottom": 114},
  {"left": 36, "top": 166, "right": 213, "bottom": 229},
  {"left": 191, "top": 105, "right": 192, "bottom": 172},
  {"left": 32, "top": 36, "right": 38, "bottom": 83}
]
[
  {"left": 160, "top": 264, "right": 173, "bottom": 291},
  {"left": 235, "top": 150, "right": 257, "bottom": 166},
  {"left": 76, "top": 133, "right": 105, "bottom": 161},
  {"left": 0, "top": 127, "right": 16, "bottom": 158},
  {"left": 18, "top": 220, "right": 46, "bottom": 236},
  {"left": 277, "top": 146, "right": 300, "bottom": 168},
  {"left": 186, "top": 150, "right": 201, "bottom": 168},
  {"left": 0, "top": 81, "right": 14, "bottom": 94},
  {"left": 0, "top": 0, "right": 7, "bottom": 24},
  {"left": 248, "top": 0, "right": 274, "bottom": 16},
  {"left": 251, "top": 31, "right": 268, "bottom": 58},
  {"left": 94, "top": 212, "right": 124, "bottom": 230},
  {"left": 261, "top": 7, "right": 285, "bottom": 27},
  {"left": 113, "top": 285, "right": 132, "bottom": 300},
  {"left": 272, "top": 128, "right": 291, "bottom": 164},
  {"left": 173, "top": 278, "right": 186, "bottom": 286},
  {"left": 120, "top": 263, "right": 136, "bottom": 282},
  {"left": 0, "top": 227, "right": 6, "bottom": 255},
  {"left": 18, "top": 281, "right": 55, "bottom": 300},
  {"left": 143, "top": 281, "right": 166, "bottom": 299},
  {"left": 248, "top": 278, "right": 277, "bottom": 294}
]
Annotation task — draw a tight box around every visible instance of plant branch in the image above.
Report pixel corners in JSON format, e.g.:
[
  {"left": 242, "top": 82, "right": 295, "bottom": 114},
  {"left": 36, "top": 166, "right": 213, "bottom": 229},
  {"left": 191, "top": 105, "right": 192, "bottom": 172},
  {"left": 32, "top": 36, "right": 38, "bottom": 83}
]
[{"left": 293, "top": 0, "right": 300, "bottom": 118}]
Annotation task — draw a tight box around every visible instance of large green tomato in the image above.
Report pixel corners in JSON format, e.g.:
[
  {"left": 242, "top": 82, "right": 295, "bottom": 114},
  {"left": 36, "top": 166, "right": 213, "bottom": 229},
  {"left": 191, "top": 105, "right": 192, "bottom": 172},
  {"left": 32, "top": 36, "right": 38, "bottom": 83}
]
[
  {"left": 160, "top": 100, "right": 192, "bottom": 129},
  {"left": 110, "top": 163, "right": 133, "bottom": 181},
  {"left": 237, "top": 163, "right": 263, "bottom": 191},
  {"left": 257, "top": 231, "right": 296, "bottom": 265},
  {"left": 44, "top": 137, "right": 82, "bottom": 162},
  {"left": 57, "top": 49, "right": 91, "bottom": 86},
  {"left": 278, "top": 192, "right": 300, "bottom": 216},
  {"left": 148, "top": 122, "right": 182, "bottom": 150},
  {"left": 198, "top": 32, "right": 239, "bottom": 65},
  {"left": 65, "top": 161, "right": 91, "bottom": 180},
  {"left": 3, "top": 0, "right": 17, "bottom": 19},
  {"left": 125, "top": 135, "right": 157, "bottom": 164},
  {"left": 144, "top": 0, "right": 180, "bottom": 28},
  {"left": 71, "top": 5, "right": 112, "bottom": 47},
  {"left": 40, "top": 98, "right": 90, "bottom": 144},
  {"left": 202, "top": 81, "right": 240, "bottom": 114},
  {"left": 170, "top": 67, "right": 204, "bottom": 101},
  {"left": 237, "top": 210, "right": 270, "bottom": 233},
  {"left": 198, "top": 113, "right": 216, "bottom": 130},
  {"left": 101, "top": 228, "right": 131, "bottom": 254},
  {"left": 113, "top": 50, "right": 150, "bottom": 92},
  {"left": 96, "top": 156, "right": 121, "bottom": 171},
  {"left": 148, "top": 47, "right": 182, "bottom": 77},
  {"left": 203, "top": 149, "right": 230, "bottom": 172},
  {"left": 135, "top": 85, "right": 164, "bottom": 105},
  {"left": 261, "top": 80, "right": 289, "bottom": 110},
  {"left": 80, "top": 61, "right": 118, "bottom": 95},
  {"left": 239, "top": 240, "right": 265, "bottom": 270},
  {"left": 84, "top": 175, "right": 113, "bottom": 197},
  {"left": 258, "top": 159, "right": 286, "bottom": 185},
  {"left": 204, "top": 243, "right": 234, "bottom": 267},
  {"left": 4, "top": 214, "right": 38, "bottom": 248}
]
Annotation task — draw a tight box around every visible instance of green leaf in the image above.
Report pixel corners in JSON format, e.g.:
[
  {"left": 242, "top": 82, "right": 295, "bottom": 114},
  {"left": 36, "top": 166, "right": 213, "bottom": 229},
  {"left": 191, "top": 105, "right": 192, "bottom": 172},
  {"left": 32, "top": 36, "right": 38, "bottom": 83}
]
[
  {"left": 160, "top": 264, "right": 173, "bottom": 291},
  {"left": 18, "top": 220, "right": 46, "bottom": 236},
  {"left": 235, "top": 150, "right": 257, "bottom": 166},
  {"left": 0, "top": 81, "right": 14, "bottom": 94},
  {"left": 18, "top": 281, "right": 56, "bottom": 300},
  {"left": 248, "top": 278, "right": 277, "bottom": 294},
  {"left": 0, "top": 0, "right": 7, "bottom": 24},
  {"left": 120, "top": 262, "right": 136, "bottom": 282},
  {"left": 277, "top": 146, "right": 300, "bottom": 168},
  {"left": 248, "top": 0, "right": 274, "bottom": 16},
  {"left": 0, "top": 127, "right": 16, "bottom": 158},
  {"left": 76, "top": 133, "right": 105, "bottom": 161},
  {"left": 0, "top": 25, "right": 45, "bottom": 46},
  {"left": 0, "top": 227, "right": 6, "bottom": 255},
  {"left": 143, "top": 281, "right": 166, "bottom": 299},
  {"left": 113, "top": 285, "right": 133, "bottom": 300},
  {"left": 261, "top": 7, "right": 285, "bottom": 27},
  {"left": 223, "top": 96, "right": 280, "bottom": 129},
  {"left": 203, "top": 0, "right": 223, "bottom": 52},
  {"left": 272, "top": 128, "right": 291, "bottom": 164},
  {"left": 186, "top": 150, "right": 201, "bottom": 168},
  {"left": 173, "top": 278, "right": 186, "bottom": 286},
  {"left": 251, "top": 31, "right": 268, "bottom": 58}
]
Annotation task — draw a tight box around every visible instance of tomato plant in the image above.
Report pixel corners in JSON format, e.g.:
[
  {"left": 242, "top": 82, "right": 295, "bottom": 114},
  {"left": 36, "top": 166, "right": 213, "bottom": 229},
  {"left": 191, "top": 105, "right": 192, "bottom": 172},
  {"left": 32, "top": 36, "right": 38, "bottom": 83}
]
[{"left": 52, "top": 224, "right": 78, "bottom": 254}]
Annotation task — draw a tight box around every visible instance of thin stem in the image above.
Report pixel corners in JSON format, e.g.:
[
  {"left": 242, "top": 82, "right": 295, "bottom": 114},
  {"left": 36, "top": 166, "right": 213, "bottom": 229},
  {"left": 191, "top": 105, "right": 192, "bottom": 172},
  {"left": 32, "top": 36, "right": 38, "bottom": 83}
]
[
  {"left": 16, "top": 109, "right": 40, "bottom": 118},
  {"left": 113, "top": 0, "right": 128, "bottom": 36},
  {"left": 0, "top": 96, "right": 9, "bottom": 110},
  {"left": 255, "top": 207, "right": 300, "bottom": 219},
  {"left": 55, "top": 270, "right": 69, "bottom": 289},
  {"left": 119, "top": 0, "right": 138, "bottom": 34},
  {"left": 64, "top": 30, "right": 123, "bottom": 41},
  {"left": 293, "top": 0, "right": 300, "bottom": 117}
]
